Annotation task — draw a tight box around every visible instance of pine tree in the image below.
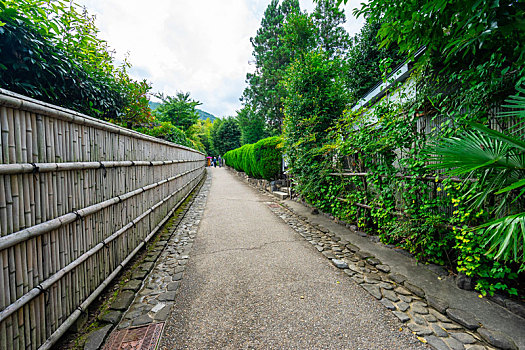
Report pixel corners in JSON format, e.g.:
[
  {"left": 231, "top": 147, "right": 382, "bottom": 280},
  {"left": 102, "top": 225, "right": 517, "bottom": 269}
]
[{"left": 242, "top": 0, "right": 300, "bottom": 133}]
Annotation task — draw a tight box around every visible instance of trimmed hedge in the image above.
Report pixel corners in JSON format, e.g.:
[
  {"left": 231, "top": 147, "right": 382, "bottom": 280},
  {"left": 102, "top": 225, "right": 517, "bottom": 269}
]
[{"left": 224, "top": 136, "right": 282, "bottom": 180}]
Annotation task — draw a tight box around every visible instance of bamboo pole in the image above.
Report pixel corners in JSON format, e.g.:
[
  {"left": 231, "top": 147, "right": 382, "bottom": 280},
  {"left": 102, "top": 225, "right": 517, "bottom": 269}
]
[
  {"left": 0, "top": 90, "right": 203, "bottom": 155},
  {"left": 0, "top": 168, "right": 199, "bottom": 251},
  {"left": 37, "top": 173, "right": 202, "bottom": 350},
  {"left": 0, "top": 107, "right": 5, "bottom": 164},
  {"left": 0, "top": 167, "right": 201, "bottom": 312},
  {"left": 0, "top": 90, "right": 205, "bottom": 348},
  {"left": 328, "top": 171, "right": 476, "bottom": 183}
]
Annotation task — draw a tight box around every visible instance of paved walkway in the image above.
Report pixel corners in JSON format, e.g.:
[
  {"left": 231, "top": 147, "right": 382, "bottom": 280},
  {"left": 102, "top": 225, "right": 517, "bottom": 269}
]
[{"left": 158, "top": 168, "right": 426, "bottom": 349}]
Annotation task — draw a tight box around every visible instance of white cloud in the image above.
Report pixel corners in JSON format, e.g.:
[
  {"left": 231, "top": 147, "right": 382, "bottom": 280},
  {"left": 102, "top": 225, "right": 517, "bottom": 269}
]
[{"left": 78, "top": 0, "right": 364, "bottom": 118}]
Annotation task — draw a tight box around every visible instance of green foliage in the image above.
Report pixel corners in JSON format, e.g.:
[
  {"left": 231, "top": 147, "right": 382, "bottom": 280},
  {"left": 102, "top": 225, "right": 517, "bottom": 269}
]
[
  {"left": 312, "top": 0, "right": 351, "bottom": 59},
  {"left": 190, "top": 118, "right": 214, "bottom": 155},
  {"left": 455, "top": 228, "right": 519, "bottom": 296},
  {"left": 281, "top": 48, "right": 349, "bottom": 196},
  {"left": 426, "top": 88, "right": 525, "bottom": 264},
  {"left": 355, "top": 0, "right": 524, "bottom": 78},
  {"left": 286, "top": 81, "right": 525, "bottom": 296},
  {"left": 135, "top": 122, "right": 194, "bottom": 149},
  {"left": 241, "top": 0, "right": 300, "bottom": 133},
  {"left": 209, "top": 118, "right": 223, "bottom": 156},
  {"left": 139, "top": 95, "right": 216, "bottom": 154},
  {"left": 0, "top": 0, "right": 152, "bottom": 124},
  {"left": 155, "top": 92, "right": 201, "bottom": 131},
  {"left": 236, "top": 106, "right": 267, "bottom": 145},
  {"left": 355, "top": 0, "right": 524, "bottom": 123},
  {"left": 282, "top": 12, "right": 318, "bottom": 60},
  {"left": 253, "top": 136, "right": 283, "bottom": 181},
  {"left": 213, "top": 117, "right": 241, "bottom": 156},
  {"left": 112, "top": 76, "right": 153, "bottom": 128},
  {"left": 241, "top": 144, "right": 257, "bottom": 178},
  {"left": 345, "top": 20, "right": 404, "bottom": 102},
  {"left": 224, "top": 136, "right": 282, "bottom": 181}
]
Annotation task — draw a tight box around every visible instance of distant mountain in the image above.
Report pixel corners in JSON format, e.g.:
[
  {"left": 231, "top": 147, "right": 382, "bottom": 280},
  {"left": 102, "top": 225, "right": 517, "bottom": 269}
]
[
  {"left": 149, "top": 101, "right": 161, "bottom": 110},
  {"left": 149, "top": 101, "right": 217, "bottom": 122},
  {"left": 196, "top": 109, "right": 217, "bottom": 122}
]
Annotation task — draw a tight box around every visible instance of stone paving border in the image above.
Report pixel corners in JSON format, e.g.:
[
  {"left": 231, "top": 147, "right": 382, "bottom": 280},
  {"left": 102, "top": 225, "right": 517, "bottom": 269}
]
[
  {"left": 114, "top": 173, "right": 210, "bottom": 330},
  {"left": 228, "top": 168, "right": 520, "bottom": 350},
  {"left": 81, "top": 172, "right": 210, "bottom": 350},
  {"left": 266, "top": 200, "right": 501, "bottom": 350}
]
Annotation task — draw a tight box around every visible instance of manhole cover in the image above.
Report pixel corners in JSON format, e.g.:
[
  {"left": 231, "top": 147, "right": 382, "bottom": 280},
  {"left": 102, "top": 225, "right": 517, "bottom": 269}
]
[{"left": 103, "top": 323, "right": 165, "bottom": 350}]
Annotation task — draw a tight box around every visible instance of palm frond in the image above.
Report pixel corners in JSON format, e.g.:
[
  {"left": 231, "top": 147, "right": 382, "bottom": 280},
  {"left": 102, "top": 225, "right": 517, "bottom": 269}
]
[
  {"left": 426, "top": 130, "right": 521, "bottom": 174},
  {"left": 424, "top": 86, "right": 525, "bottom": 262},
  {"left": 499, "top": 85, "right": 525, "bottom": 135},
  {"left": 479, "top": 213, "right": 525, "bottom": 262},
  {"left": 469, "top": 122, "right": 525, "bottom": 152},
  {"left": 496, "top": 178, "right": 525, "bottom": 195}
]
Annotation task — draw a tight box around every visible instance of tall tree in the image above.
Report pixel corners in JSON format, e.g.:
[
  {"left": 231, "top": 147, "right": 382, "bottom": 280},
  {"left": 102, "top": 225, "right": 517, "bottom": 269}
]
[
  {"left": 213, "top": 117, "right": 241, "bottom": 155},
  {"left": 281, "top": 49, "right": 349, "bottom": 195},
  {"left": 242, "top": 0, "right": 300, "bottom": 133},
  {"left": 236, "top": 106, "right": 267, "bottom": 145},
  {"left": 190, "top": 118, "right": 214, "bottom": 155},
  {"left": 281, "top": 12, "right": 318, "bottom": 60},
  {"left": 155, "top": 92, "right": 201, "bottom": 131},
  {"left": 312, "top": 0, "right": 351, "bottom": 59},
  {"left": 345, "top": 20, "right": 404, "bottom": 102}
]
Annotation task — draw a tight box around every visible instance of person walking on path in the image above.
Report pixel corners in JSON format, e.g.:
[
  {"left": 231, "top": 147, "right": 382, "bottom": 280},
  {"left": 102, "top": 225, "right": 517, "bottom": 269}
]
[
  {"left": 218, "top": 155, "right": 222, "bottom": 168},
  {"left": 212, "top": 156, "right": 217, "bottom": 168},
  {"left": 158, "top": 169, "right": 425, "bottom": 349}
]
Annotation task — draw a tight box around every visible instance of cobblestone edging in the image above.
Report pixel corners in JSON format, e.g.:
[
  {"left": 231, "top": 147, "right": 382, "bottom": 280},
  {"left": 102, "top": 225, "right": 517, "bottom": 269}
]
[
  {"left": 262, "top": 200, "right": 504, "bottom": 350},
  {"left": 226, "top": 166, "right": 521, "bottom": 350},
  {"left": 263, "top": 197, "right": 519, "bottom": 350},
  {"left": 226, "top": 166, "right": 525, "bottom": 325},
  {"left": 116, "top": 173, "right": 211, "bottom": 329},
  {"left": 82, "top": 172, "right": 211, "bottom": 350}
]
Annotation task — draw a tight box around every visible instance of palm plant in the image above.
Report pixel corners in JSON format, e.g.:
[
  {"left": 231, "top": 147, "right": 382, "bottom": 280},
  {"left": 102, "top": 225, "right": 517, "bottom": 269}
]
[{"left": 426, "top": 86, "right": 525, "bottom": 262}]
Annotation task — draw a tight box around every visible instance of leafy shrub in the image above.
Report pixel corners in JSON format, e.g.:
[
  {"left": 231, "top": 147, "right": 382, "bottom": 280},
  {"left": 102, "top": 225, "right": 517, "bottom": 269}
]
[
  {"left": 224, "top": 136, "right": 282, "bottom": 180},
  {"left": 135, "top": 122, "right": 194, "bottom": 149},
  {"left": 241, "top": 144, "right": 256, "bottom": 178},
  {"left": 253, "top": 136, "right": 282, "bottom": 180},
  {"left": 0, "top": 1, "right": 152, "bottom": 125}
]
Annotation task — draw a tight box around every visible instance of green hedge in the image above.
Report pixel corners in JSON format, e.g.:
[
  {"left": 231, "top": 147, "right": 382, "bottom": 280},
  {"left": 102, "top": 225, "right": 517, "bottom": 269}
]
[{"left": 224, "top": 136, "right": 282, "bottom": 180}]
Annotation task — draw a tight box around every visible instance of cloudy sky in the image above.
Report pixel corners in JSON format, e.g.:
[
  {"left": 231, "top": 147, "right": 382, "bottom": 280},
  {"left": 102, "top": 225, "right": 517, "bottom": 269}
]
[{"left": 77, "top": 0, "right": 365, "bottom": 118}]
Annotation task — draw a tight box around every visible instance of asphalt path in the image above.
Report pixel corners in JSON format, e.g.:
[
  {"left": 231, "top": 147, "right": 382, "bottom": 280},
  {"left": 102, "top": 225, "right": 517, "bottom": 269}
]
[{"left": 158, "top": 167, "right": 426, "bottom": 349}]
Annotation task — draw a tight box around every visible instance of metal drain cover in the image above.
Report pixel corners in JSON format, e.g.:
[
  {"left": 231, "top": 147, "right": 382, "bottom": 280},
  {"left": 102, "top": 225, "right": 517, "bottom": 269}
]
[{"left": 103, "top": 323, "right": 165, "bottom": 350}]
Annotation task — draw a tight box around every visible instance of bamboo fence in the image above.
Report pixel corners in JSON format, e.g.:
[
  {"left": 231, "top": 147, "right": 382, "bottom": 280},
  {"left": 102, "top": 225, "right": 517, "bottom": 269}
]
[{"left": 0, "top": 89, "right": 206, "bottom": 350}]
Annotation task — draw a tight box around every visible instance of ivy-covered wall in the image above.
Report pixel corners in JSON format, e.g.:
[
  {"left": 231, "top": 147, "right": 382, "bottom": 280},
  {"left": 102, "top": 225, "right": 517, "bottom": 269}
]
[{"left": 287, "top": 81, "right": 524, "bottom": 297}]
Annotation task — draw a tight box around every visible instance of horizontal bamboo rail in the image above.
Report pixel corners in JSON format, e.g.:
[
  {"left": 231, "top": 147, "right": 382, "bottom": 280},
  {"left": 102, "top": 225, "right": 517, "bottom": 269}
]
[
  {"left": 37, "top": 172, "right": 202, "bottom": 350},
  {"left": 0, "top": 88, "right": 196, "bottom": 152},
  {"left": 336, "top": 197, "right": 463, "bottom": 230},
  {"left": 0, "top": 168, "right": 198, "bottom": 251},
  {"left": 0, "top": 159, "right": 202, "bottom": 175},
  {"left": 0, "top": 170, "right": 202, "bottom": 323},
  {"left": 0, "top": 89, "right": 206, "bottom": 350},
  {"left": 329, "top": 172, "right": 477, "bottom": 183}
]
